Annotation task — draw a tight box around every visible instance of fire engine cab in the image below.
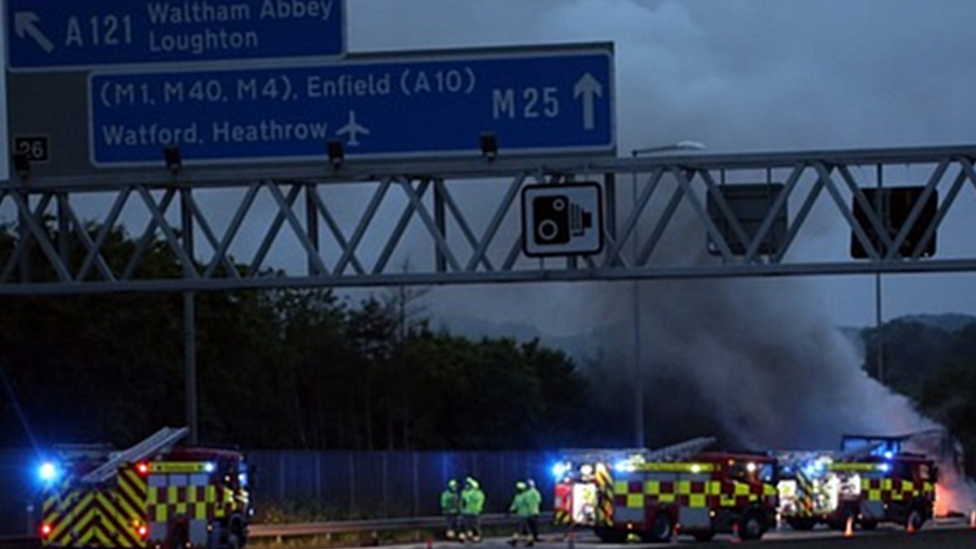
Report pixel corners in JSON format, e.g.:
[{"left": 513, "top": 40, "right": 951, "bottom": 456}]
[
  {"left": 37, "top": 427, "right": 251, "bottom": 549},
  {"left": 553, "top": 437, "right": 779, "bottom": 542},
  {"left": 777, "top": 435, "right": 937, "bottom": 532}
]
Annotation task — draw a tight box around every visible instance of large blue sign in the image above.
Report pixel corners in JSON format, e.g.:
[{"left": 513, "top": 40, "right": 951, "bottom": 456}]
[
  {"left": 6, "top": 0, "right": 345, "bottom": 70},
  {"left": 89, "top": 46, "right": 614, "bottom": 165}
]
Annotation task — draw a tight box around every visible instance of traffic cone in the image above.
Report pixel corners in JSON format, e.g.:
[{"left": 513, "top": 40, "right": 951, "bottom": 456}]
[
  {"left": 970, "top": 510, "right": 975, "bottom": 529},
  {"left": 844, "top": 516, "right": 854, "bottom": 538},
  {"left": 906, "top": 517, "right": 916, "bottom": 535},
  {"left": 731, "top": 522, "right": 740, "bottom": 544}
]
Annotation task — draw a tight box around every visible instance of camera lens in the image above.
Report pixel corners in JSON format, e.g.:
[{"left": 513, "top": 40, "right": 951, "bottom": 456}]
[{"left": 537, "top": 219, "right": 560, "bottom": 242}]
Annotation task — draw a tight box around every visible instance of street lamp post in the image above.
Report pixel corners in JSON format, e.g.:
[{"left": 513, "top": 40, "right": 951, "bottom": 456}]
[{"left": 628, "top": 140, "right": 706, "bottom": 448}]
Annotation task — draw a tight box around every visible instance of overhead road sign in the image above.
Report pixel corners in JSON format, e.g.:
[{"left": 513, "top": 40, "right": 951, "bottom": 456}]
[
  {"left": 6, "top": 43, "right": 614, "bottom": 185},
  {"left": 5, "top": 0, "right": 346, "bottom": 70},
  {"left": 88, "top": 43, "right": 614, "bottom": 166},
  {"left": 850, "top": 186, "right": 938, "bottom": 259},
  {"left": 522, "top": 182, "right": 604, "bottom": 257},
  {"left": 79, "top": 43, "right": 614, "bottom": 169},
  {"left": 706, "top": 183, "right": 788, "bottom": 256}
]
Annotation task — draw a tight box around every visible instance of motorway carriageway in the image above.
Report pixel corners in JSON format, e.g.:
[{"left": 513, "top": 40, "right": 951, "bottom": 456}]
[{"left": 360, "top": 518, "right": 975, "bottom": 549}]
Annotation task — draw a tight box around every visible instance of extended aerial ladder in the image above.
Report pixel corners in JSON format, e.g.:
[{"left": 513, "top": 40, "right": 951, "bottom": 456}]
[
  {"left": 558, "top": 436, "right": 717, "bottom": 467},
  {"left": 78, "top": 426, "right": 189, "bottom": 484}
]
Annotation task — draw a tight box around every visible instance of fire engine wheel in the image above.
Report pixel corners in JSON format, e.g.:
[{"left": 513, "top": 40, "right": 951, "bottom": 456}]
[
  {"left": 227, "top": 531, "right": 241, "bottom": 549},
  {"left": 647, "top": 513, "right": 673, "bottom": 542},
  {"left": 906, "top": 508, "right": 926, "bottom": 531},
  {"left": 227, "top": 517, "right": 246, "bottom": 549},
  {"left": 168, "top": 526, "right": 188, "bottom": 549},
  {"left": 738, "top": 511, "right": 766, "bottom": 541},
  {"left": 594, "top": 528, "right": 628, "bottom": 543}
]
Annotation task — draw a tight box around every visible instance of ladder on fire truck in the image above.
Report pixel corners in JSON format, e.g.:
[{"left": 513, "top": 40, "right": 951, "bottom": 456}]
[
  {"left": 80, "top": 426, "right": 189, "bottom": 484},
  {"left": 641, "top": 436, "right": 717, "bottom": 462},
  {"left": 559, "top": 436, "right": 717, "bottom": 465}
]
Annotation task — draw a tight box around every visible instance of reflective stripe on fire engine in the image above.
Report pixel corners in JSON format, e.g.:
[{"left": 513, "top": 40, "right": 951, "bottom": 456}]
[
  {"left": 41, "top": 465, "right": 148, "bottom": 549},
  {"left": 639, "top": 462, "right": 716, "bottom": 473},
  {"left": 831, "top": 462, "right": 882, "bottom": 472},
  {"left": 595, "top": 464, "right": 615, "bottom": 526},
  {"left": 149, "top": 462, "right": 210, "bottom": 474},
  {"left": 861, "top": 478, "right": 935, "bottom": 502},
  {"left": 148, "top": 485, "right": 213, "bottom": 522},
  {"left": 617, "top": 477, "right": 764, "bottom": 509}
]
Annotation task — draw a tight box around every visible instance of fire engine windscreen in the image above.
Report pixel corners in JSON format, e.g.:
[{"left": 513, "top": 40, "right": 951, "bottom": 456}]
[{"left": 583, "top": 175, "right": 976, "bottom": 515}]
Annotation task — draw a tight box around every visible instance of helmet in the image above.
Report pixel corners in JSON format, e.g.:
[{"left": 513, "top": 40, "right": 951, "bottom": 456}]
[
  {"left": 448, "top": 479, "right": 458, "bottom": 489},
  {"left": 527, "top": 479, "right": 536, "bottom": 488},
  {"left": 466, "top": 477, "right": 479, "bottom": 488},
  {"left": 516, "top": 481, "right": 527, "bottom": 490}
]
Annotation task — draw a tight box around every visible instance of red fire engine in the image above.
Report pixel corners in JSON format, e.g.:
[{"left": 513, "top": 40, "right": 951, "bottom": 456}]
[
  {"left": 37, "top": 427, "right": 251, "bottom": 549},
  {"left": 553, "top": 437, "right": 779, "bottom": 542},
  {"left": 777, "top": 435, "right": 937, "bottom": 532}
]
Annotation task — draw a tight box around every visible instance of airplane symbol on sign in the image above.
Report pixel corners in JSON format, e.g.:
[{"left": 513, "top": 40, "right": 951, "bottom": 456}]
[{"left": 335, "top": 110, "right": 370, "bottom": 146}]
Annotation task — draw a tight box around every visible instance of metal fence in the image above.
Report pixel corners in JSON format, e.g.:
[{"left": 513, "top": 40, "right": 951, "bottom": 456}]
[
  {"left": 247, "top": 450, "right": 558, "bottom": 520},
  {"left": 0, "top": 449, "right": 558, "bottom": 536},
  {"left": 0, "top": 449, "right": 36, "bottom": 538}
]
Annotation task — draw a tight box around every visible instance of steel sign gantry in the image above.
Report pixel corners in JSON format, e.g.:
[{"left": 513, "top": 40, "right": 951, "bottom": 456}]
[{"left": 2, "top": 144, "right": 976, "bottom": 296}]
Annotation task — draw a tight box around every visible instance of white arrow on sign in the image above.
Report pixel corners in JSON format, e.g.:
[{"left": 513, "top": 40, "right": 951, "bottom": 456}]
[
  {"left": 573, "top": 73, "right": 603, "bottom": 131},
  {"left": 15, "top": 11, "right": 55, "bottom": 53}
]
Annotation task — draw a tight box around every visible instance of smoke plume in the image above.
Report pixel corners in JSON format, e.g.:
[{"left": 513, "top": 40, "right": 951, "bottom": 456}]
[{"left": 588, "top": 181, "right": 976, "bottom": 513}]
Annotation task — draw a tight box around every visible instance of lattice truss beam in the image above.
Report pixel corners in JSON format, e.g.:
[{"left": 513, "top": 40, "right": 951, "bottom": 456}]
[{"left": 1, "top": 146, "right": 975, "bottom": 295}]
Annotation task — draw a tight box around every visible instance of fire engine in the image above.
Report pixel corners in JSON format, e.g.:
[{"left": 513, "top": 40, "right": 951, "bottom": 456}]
[
  {"left": 777, "top": 435, "right": 937, "bottom": 532},
  {"left": 552, "top": 437, "right": 779, "bottom": 542},
  {"left": 37, "top": 427, "right": 251, "bottom": 549}
]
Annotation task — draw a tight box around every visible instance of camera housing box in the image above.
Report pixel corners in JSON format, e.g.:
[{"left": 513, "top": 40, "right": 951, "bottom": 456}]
[{"left": 521, "top": 182, "right": 603, "bottom": 257}]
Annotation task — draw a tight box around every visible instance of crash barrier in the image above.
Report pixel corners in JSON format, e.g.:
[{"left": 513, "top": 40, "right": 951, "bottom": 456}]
[
  {"left": 249, "top": 512, "right": 554, "bottom": 540},
  {"left": 0, "top": 536, "right": 37, "bottom": 549}
]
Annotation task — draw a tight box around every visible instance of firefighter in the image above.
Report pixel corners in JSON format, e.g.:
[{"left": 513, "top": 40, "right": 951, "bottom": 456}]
[
  {"left": 507, "top": 481, "right": 532, "bottom": 547},
  {"left": 440, "top": 479, "right": 461, "bottom": 540},
  {"left": 460, "top": 477, "right": 486, "bottom": 542},
  {"left": 524, "top": 479, "right": 542, "bottom": 544}
]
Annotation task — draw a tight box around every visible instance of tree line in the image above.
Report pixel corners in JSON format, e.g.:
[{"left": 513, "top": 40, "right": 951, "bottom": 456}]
[
  {"left": 0, "top": 222, "right": 591, "bottom": 450},
  {"left": 860, "top": 317, "right": 976, "bottom": 476},
  {"left": 2, "top": 220, "right": 974, "bottom": 478}
]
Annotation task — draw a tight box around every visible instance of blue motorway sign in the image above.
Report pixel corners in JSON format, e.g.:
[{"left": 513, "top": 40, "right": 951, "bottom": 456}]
[
  {"left": 88, "top": 45, "right": 614, "bottom": 165},
  {"left": 6, "top": 0, "right": 345, "bottom": 70}
]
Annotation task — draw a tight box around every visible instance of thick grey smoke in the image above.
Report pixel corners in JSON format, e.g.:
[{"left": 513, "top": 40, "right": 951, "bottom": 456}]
[
  {"left": 586, "top": 177, "right": 976, "bottom": 512},
  {"left": 353, "top": 1, "right": 976, "bottom": 511},
  {"left": 591, "top": 178, "right": 932, "bottom": 446}
]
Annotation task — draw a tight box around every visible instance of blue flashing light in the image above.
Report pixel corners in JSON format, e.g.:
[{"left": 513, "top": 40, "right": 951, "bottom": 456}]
[
  {"left": 614, "top": 460, "right": 635, "bottom": 473},
  {"left": 551, "top": 462, "right": 571, "bottom": 479},
  {"left": 879, "top": 463, "right": 891, "bottom": 473},
  {"left": 883, "top": 451, "right": 894, "bottom": 460},
  {"left": 38, "top": 462, "right": 60, "bottom": 483},
  {"left": 204, "top": 462, "right": 216, "bottom": 473}
]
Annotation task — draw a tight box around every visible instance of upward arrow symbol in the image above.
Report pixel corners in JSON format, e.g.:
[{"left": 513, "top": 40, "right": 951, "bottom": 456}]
[
  {"left": 573, "top": 73, "right": 603, "bottom": 131},
  {"left": 15, "top": 12, "right": 55, "bottom": 53}
]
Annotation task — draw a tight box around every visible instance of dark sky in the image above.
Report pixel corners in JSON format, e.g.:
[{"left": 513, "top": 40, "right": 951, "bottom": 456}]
[
  {"left": 2, "top": 0, "right": 975, "bottom": 329},
  {"left": 341, "top": 0, "right": 976, "bottom": 331}
]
